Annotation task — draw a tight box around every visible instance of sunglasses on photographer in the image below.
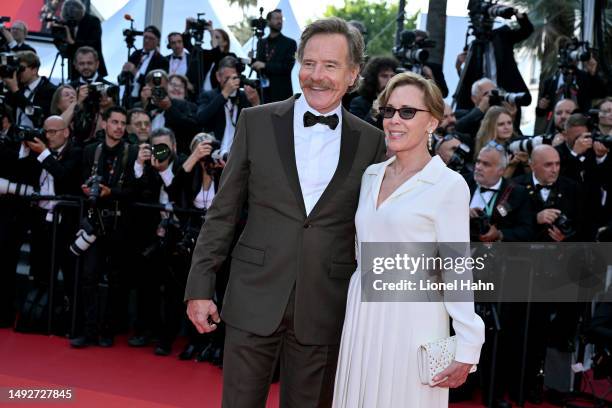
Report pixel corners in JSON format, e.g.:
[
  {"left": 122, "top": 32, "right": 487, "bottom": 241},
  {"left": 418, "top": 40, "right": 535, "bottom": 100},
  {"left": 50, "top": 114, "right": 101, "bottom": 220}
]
[{"left": 379, "top": 106, "right": 430, "bottom": 120}]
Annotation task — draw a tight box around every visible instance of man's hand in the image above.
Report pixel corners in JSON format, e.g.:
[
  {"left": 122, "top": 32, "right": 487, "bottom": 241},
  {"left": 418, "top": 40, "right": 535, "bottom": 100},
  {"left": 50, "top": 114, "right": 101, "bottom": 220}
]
[
  {"left": 593, "top": 141, "right": 609, "bottom": 158},
  {"left": 480, "top": 225, "right": 501, "bottom": 242},
  {"left": 151, "top": 155, "right": 170, "bottom": 172},
  {"left": 509, "top": 151, "right": 529, "bottom": 166},
  {"left": 3, "top": 71, "right": 19, "bottom": 93},
  {"left": 421, "top": 65, "right": 434, "bottom": 80},
  {"left": 77, "top": 84, "right": 90, "bottom": 105},
  {"left": 469, "top": 208, "right": 483, "bottom": 219},
  {"left": 1, "top": 26, "right": 14, "bottom": 43},
  {"left": 537, "top": 208, "right": 561, "bottom": 225},
  {"left": 221, "top": 75, "right": 241, "bottom": 99},
  {"left": 191, "top": 141, "right": 212, "bottom": 161},
  {"left": 433, "top": 361, "right": 474, "bottom": 388},
  {"left": 244, "top": 85, "right": 260, "bottom": 106},
  {"left": 186, "top": 299, "right": 221, "bottom": 334},
  {"left": 548, "top": 225, "right": 566, "bottom": 242},
  {"left": 573, "top": 133, "right": 593, "bottom": 155},
  {"left": 477, "top": 93, "right": 490, "bottom": 113},
  {"left": 25, "top": 137, "right": 46, "bottom": 154},
  {"left": 122, "top": 62, "right": 136, "bottom": 75},
  {"left": 100, "top": 184, "right": 111, "bottom": 198},
  {"left": 137, "top": 143, "right": 151, "bottom": 165},
  {"left": 501, "top": 101, "right": 518, "bottom": 119},
  {"left": 455, "top": 51, "right": 467, "bottom": 74},
  {"left": 140, "top": 85, "right": 152, "bottom": 108},
  {"left": 251, "top": 61, "right": 266, "bottom": 71}
]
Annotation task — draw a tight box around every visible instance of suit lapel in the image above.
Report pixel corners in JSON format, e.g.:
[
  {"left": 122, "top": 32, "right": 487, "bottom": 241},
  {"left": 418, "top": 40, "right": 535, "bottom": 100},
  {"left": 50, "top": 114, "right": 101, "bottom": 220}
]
[
  {"left": 273, "top": 96, "right": 307, "bottom": 217},
  {"left": 308, "top": 107, "right": 360, "bottom": 219}
]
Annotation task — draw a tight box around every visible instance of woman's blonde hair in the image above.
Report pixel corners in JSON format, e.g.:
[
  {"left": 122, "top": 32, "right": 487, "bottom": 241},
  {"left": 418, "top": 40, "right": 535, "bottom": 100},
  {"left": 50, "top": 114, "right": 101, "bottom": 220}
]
[
  {"left": 475, "top": 106, "right": 514, "bottom": 154},
  {"left": 376, "top": 71, "right": 444, "bottom": 121}
]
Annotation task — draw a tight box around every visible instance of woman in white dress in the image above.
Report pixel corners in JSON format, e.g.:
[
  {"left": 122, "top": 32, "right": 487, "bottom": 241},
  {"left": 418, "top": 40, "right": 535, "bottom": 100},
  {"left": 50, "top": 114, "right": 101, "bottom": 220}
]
[{"left": 332, "top": 72, "right": 485, "bottom": 407}]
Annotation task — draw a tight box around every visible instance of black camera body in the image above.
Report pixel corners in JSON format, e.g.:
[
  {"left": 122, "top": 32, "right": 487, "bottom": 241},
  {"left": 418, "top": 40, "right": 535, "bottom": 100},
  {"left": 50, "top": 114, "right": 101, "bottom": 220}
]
[
  {"left": 558, "top": 38, "right": 591, "bottom": 70},
  {"left": 553, "top": 212, "right": 575, "bottom": 238},
  {"left": 0, "top": 52, "right": 24, "bottom": 79},
  {"left": 470, "top": 209, "right": 492, "bottom": 240},
  {"left": 393, "top": 30, "right": 436, "bottom": 70},
  {"left": 151, "top": 71, "right": 167, "bottom": 99},
  {"left": 187, "top": 13, "right": 211, "bottom": 45},
  {"left": 467, "top": 0, "right": 515, "bottom": 40},
  {"left": 14, "top": 125, "right": 46, "bottom": 144},
  {"left": 151, "top": 143, "right": 172, "bottom": 162},
  {"left": 447, "top": 141, "right": 471, "bottom": 172},
  {"left": 488, "top": 88, "right": 531, "bottom": 107},
  {"left": 585, "top": 109, "right": 612, "bottom": 149},
  {"left": 250, "top": 8, "right": 267, "bottom": 38},
  {"left": 85, "top": 174, "right": 103, "bottom": 204},
  {"left": 85, "top": 82, "right": 120, "bottom": 110}
]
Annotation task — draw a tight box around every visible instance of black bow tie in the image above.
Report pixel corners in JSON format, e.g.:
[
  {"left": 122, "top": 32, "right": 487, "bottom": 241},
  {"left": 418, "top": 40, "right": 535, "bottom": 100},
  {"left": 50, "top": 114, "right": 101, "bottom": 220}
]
[
  {"left": 303, "top": 111, "right": 339, "bottom": 130},
  {"left": 171, "top": 55, "right": 183, "bottom": 60},
  {"left": 479, "top": 186, "right": 499, "bottom": 193},
  {"left": 535, "top": 183, "right": 554, "bottom": 191},
  {"left": 50, "top": 150, "right": 60, "bottom": 158}
]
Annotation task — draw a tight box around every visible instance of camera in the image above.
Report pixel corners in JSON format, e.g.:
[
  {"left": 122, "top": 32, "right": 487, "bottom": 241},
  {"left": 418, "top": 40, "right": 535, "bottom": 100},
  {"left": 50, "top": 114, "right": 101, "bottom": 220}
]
[
  {"left": 507, "top": 134, "right": 554, "bottom": 154},
  {"left": 235, "top": 59, "right": 261, "bottom": 89},
  {"left": 558, "top": 38, "right": 591, "bottom": 70},
  {"left": 194, "top": 133, "right": 225, "bottom": 166},
  {"left": 393, "top": 30, "right": 436, "bottom": 70},
  {"left": 151, "top": 71, "right": 167, "bottom": 99},
  {"left": 488, "top": 89, "right": 531, "bottom": 107},
  {"left": 586, "top": 109, "right": 612, "bottom": 149},
  {"left": 447, "top": 142, "right": 471, "bottom": 172},
  {"left": 85, "top": 82, "right": 120, "bottom": 110},
  {"left": 151, "top": 143, "right": 172, "bottom": 162},
  {"left": 250, "top": 8, "right": 267, "bottom": 38},
  {"left": 0, "top": 52, "right": 24, "bottom": 79},
  {"left": 470, "top": 209, "right": 491, "bottom": 239},
  {"left": 84, "top": 175, "right": 103, "bottom": 204},
  {"left": 187, "top": 13, "right": 211, "bottom": 46},
  {"left": 553, "top": 212, "right": 575, "bottom": 238},
  {"left": 0, "top": 177, "right": 35, "bottom": 196},
  {"left": 467, "top": 0, "right": 515, "bottom": 40},
  {"left": 14, "top": 125, "right": 46, "bottom": 144},
  {"left": 69, "top": 216, "right": 98, "bottom": 256},
  {"left": 0, "top": 16, "right": 10, "bottom": 49}
]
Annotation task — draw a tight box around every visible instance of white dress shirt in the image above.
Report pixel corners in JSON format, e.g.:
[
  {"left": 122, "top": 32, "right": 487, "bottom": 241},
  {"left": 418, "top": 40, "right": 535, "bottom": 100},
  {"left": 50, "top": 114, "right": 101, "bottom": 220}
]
[
  {"left": 194, "top": 181, "right": 216, "bottom": 210},
  {"left": 168, "top": 52, "right": 188, "bottom": 76},
  {"left": 470, "top": 178, "right": 503, "bottom": 213},
  {"left": 293, "top": 95, "right": 343, "bottom": 216},
  {"left": 131, "top": 50, "right": 155, "bottom": 97},
  {"left": 37, "top": 144, "right": 67, "bottom": 220},
  {"left": 532, "top": 174, "right": 552, "bottom": 202},
  {"left": 220, "top": 95, "right": 238, "bottom": 155}
]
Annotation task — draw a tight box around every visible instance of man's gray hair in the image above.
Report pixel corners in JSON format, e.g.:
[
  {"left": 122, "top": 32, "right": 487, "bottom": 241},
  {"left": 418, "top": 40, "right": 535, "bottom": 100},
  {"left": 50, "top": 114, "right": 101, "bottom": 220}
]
[
  {"left": 480, "top": 145, "right": 508, "bottom": 169},
  {"left": 471, "top": 77, "right": 496, "bottom": 97},
  {"left": 297, "top": 17, "right": 365, "bottom": 69},
  {"left": 150, "top": 127, "right": 176, "bottom": 146},
  {"left": 62, "top": 0, "right": 85, "bottom": 21}
]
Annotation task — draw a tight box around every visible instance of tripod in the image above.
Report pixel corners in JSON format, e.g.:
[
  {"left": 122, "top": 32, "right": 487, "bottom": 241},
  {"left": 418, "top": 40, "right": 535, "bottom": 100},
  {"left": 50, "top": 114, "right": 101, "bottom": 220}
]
[{"left": 49, "top": 51, "right": 68, "bottom": 84}]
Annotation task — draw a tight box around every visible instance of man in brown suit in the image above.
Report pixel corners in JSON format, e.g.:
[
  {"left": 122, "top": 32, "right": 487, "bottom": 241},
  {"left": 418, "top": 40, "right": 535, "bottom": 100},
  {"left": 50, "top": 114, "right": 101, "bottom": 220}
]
[{"left": 185, "top": 18, "right": 386, "bottom": 407}]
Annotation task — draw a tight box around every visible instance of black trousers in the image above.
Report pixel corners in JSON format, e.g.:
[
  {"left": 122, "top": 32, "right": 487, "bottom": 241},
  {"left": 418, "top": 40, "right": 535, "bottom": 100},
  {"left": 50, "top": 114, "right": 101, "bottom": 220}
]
[{"left": 222, "top": 289, "right": 339, "bottom": 408}]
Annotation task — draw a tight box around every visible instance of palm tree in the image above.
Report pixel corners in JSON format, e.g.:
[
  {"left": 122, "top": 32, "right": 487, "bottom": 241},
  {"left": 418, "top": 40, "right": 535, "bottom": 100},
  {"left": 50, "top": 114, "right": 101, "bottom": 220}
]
[{"left": 425, "top": 0, "right": 447, "bottom": 65}]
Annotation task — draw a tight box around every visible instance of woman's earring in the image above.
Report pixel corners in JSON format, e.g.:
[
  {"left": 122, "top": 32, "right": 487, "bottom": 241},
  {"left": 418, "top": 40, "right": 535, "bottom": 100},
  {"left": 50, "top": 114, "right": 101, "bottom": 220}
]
[{"left": 427, "top": 129, "right": 434, "bottom": 151}]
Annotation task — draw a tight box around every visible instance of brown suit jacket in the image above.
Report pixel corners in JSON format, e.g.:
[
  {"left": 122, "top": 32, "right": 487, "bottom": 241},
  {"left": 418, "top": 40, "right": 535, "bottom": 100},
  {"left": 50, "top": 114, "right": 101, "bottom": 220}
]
[{"left": 184, "top": 95, "right": 386, "bottom": 345}]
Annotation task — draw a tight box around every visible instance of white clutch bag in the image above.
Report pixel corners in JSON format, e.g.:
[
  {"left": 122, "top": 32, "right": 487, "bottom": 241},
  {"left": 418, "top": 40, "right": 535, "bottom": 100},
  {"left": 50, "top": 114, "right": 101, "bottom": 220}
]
[{"left": 417, "top": 335, "right": 477, "bottom": 386}]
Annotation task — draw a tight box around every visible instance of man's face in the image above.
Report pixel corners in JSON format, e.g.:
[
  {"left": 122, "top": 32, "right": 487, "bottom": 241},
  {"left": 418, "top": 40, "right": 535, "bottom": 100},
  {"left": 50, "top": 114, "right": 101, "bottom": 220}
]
[
  {"left": 103, "top": 112, "right": 127, "bottom": 141},
  {"left": 17, "top": 63, "right": 37, "bottom": 85},
  {"left": 10, "top": 24, "right": 26, "bottom": 43},
  {"left": 599, "top": 101, "right": 612, "bottom": 129},
  {"left": 437, "top": 138, "right": 461, "bottom": 165},
  {"left": 216, "top": 67, "right": 238, "bottom": 88},
  {"left": 474, "top": 149, "right": 504, "bottom": 187},
  {"left": 554, "top": 100, "right": 577, "bottom": 131},
  {"left": 298, "top": 33, "right": 359, "bottom": 114},
  {"left": 268, "top": 12, "right": 283, "bottom": 32},
  {"left": 472, "top": 81, "right": 496, "bottom": 106},
  {"left": 565, "top": 125, "right": 588, "bottom": 146},
  {"left": 168, "top": 34, "right": 183, "bottom": 56},
  {"left": 75, "top": 52, "right": 99, "bottom": 79},
  {"left": 143, "top": 32, "right": 159, "bottom": 52},
  {"left": 440, "top": 104, "right": 456, "bottom": 131},
  {"left": 531, "top": 149, "right": 560, "bottom": 186},
  {"left": 43, "top": 119, "right": 69, "bottom": 150},
  {"left": 127, "top": 113, "right": 151, "bottom": 142},
  {"left": 377, "top": 68, "right": 395, "bottom": 93}
]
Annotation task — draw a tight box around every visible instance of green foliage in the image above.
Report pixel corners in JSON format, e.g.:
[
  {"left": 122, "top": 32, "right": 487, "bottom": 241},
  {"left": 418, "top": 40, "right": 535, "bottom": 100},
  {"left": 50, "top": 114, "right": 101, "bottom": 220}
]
[
  {"left": 323, "top": 0, "right": 418, "bottom": 58},
  {"left": 229, "top": 16, "right": 255, "bottom": 46}
]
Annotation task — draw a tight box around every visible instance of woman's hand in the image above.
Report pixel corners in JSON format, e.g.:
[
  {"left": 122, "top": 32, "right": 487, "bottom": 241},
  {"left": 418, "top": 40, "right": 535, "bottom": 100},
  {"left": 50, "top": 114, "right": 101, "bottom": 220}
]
[{"left": 432, "top": 360, "right": 473, "bottom": 388}]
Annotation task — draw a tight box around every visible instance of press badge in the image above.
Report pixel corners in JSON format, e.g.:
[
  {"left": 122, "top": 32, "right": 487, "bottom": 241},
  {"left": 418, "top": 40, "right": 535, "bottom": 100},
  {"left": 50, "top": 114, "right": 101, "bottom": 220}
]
[{"left": 260, "top": 77, "right": 270, "bottom": 88}]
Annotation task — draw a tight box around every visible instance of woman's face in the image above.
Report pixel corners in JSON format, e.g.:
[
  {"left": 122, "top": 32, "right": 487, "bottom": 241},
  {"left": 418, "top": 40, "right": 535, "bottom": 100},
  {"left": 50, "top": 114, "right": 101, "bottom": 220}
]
[
  {"left": 599, "top": 101, "right": 612, "bottom": 128},
  {"left": 58, "top": 87, "right": 76, "bottom": 112},
  {"left": 168, "top": 77, "right": 186, "bottom": 100},
  {"left": 495, "top": 112, "right": 514, "bottom": 143},
  {"left": 382, "top": 84, "right": 438, "bottom": 154},
  {"left": 214, "top": 30, "right": 228, "bottom": 52}
]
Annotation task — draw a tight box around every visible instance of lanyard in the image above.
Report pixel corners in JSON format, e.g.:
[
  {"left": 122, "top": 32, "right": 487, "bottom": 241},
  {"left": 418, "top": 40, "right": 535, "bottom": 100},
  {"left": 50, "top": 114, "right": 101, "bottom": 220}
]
[{"left": 479, "top": 191, "right": 498, "bottom": 217}]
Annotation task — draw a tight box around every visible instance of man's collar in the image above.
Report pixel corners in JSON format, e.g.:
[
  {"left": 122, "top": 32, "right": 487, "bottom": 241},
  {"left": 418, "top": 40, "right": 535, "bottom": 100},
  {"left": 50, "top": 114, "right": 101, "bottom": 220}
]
[
  {"left": 27, "top": 76, "right": 42, "bottom": 91},
  {"left": 480, "top": 177, "right": 503, "bottom": 191}
]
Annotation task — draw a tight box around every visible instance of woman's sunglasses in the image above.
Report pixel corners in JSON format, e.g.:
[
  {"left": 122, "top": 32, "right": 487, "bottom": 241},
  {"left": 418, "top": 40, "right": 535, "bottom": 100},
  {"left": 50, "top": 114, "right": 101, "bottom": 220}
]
[{"left": 379, "top": 106, "right": 430, "bottom": 120}]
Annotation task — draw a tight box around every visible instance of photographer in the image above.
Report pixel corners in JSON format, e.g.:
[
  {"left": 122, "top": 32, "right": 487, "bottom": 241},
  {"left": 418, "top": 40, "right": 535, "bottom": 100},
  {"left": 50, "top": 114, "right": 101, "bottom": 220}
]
[
  {"left": 455, "top": 4, "right": 533, "bottom": 111},
  {"left": 183, "top": 17, "right": 237, "bottom": 96},
  {"left": 131, "top": 127, "right": 188, "bottom": 355},
  {"left": 1, "top": 20, "right": 36, "bottom": 53},
  {"left": 165, "top": 32, "right": 190, "bottom": 77},
  {"left": 138, "top": 69, "right": 199, "bottom": 154},
  {"left": 349, "top": 56, "right": 398, "bottom": 125},
  {"left": 3, "top": 51, "right": 57, "bottom": 126},
  {"left": 58, "top": 0, "right": 107, "bottom": 81},
  {"left": 547, "top": 98, "right": 578, "bottom": 146},
  {"left": 436, "top": 135, "right": 473, "bottom": 178},
  {"left": 16, "top": 116, "right": 82, "bottom": 295},
  {"left": 71, "top": 80, "right": 119, "bottom": 147},
  {"left": 196, "top": 56, "right": 260, "bottom": 155},
  {"left": 455, "top": 78, "right": 496, "bottom": 140},
  {"left": 252, "top": 9, "right": 297, "bottom": 103},
  {"left": 468, "top": 144, "right": 534, "bottom": 243},
  {"left": 50, "top": 84, "right": 77, "bottom": 127},
  {"left": 535, "top": 37, "right": 606, "bottom": 129},
  {"left": 69, "top": 46, "right": 113, "bottom": 88},
  {"left": 125, "top": 108, "right": 151, "bottom": 145},
  {"left": 70, "top": 106, "right": 140, "bottom": 348},
  {"left": 408, "top": 30, "right": 448, "bottom": 97},
  {"left": 596, "top": 97, "right": 612, "bottom": 136},
  {"left": 121, "top": 25, "right": 169, "bottom": 104}
]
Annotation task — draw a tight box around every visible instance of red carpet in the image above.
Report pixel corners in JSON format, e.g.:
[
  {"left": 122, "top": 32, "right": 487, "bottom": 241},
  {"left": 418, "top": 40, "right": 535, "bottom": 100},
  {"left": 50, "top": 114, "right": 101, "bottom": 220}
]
[{"left": 0, "top": 329, "right": 569, "bottom": 407}]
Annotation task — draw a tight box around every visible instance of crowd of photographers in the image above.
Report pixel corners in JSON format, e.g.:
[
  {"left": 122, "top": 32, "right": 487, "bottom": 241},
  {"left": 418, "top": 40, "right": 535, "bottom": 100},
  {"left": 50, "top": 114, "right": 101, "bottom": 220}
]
[{"left": 0, "top": 0, "right": 611, "bottom": 406}]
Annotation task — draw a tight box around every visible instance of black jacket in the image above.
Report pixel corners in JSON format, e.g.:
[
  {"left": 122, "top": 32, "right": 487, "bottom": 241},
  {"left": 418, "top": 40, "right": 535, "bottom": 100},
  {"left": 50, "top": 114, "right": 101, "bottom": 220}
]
[
  {"left": 67, "top": 14, "right": 107, "bottom": 79},
  {"left": 468, "top": 176, "right": 535, "bottom": 241},
  {"left": 513, "top": 173, "right": 586, "bottom": 241},
  {"left": 425, "top": 62, "right": 448, "bottom": 98},
  {"left": 7, "top": 76, "right": 57, "bottom": 121},
  {"left": 147, "top": 98, "right": 199, "bottom": 155},
  {"left": 183, "top": 35, "right": 237, "bottom": 96},
  {"left": 255, "top": 33, "right": 297, "bottom": 103},
  {"left": 196, "top": 89, "right": 252, "bottom": 143},
  {"left": 455, "top": 14, "right": 534, "bottom": 109},
  {"left": 127, "top": 49, "right": 169, "bottom": 95},
  {"left": 7, "top": 42, "right": 36, "bottom": 53}
]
